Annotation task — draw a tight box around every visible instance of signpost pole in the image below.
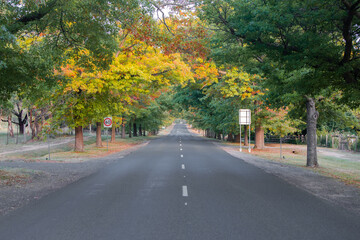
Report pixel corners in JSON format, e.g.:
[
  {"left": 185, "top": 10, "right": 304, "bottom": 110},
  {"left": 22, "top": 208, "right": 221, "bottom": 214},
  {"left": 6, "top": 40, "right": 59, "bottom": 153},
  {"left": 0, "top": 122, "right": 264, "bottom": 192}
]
[
  {"left": 6, "top": 121, "right": 9, "bottom": 145},
  {"left": 106, "top": 128, "right": 109, "bottom": 151},
  {"left": 239, "top": 109, "right": 251, "bottom": 153},
  {"left": 239, "top": 125, "right": 242, "bottom": 152},
  {"left": 248, "top": 124, "right": 251, "bottom": 153},
  {"left": 48, "top": 133, "right": 51, "bottom": 160},
  {"left": 104, "top": 117, "right": 112, "bottom": 152}
]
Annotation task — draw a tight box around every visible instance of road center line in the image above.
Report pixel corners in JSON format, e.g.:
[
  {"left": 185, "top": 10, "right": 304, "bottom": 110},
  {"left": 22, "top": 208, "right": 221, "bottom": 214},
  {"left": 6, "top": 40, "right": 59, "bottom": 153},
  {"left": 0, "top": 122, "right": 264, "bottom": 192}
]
[
  {"left": 180, "top": 148, "right": 183, "bottom": 151},
  {"left": 182, "top": 186, "right": 188, "bottom": 197},
  {"left": 181, "top": 164, "right": 185, "bottom": 169}
]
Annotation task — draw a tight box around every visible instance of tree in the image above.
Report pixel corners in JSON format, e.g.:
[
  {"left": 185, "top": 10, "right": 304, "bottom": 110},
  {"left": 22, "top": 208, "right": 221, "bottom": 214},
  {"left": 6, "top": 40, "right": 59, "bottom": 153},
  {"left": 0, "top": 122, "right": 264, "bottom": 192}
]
[
  {"left": 265, "top": 108, "right": 302, "bottom": 159},
  {"left": 199, "top": 0, "right": 360, "bottom": 167},
  {"left": 53, "top": 34, "right": 192, "bottom": 151},
  {"left": 0, "top": 0, "right": 148, "bottom": 100}
]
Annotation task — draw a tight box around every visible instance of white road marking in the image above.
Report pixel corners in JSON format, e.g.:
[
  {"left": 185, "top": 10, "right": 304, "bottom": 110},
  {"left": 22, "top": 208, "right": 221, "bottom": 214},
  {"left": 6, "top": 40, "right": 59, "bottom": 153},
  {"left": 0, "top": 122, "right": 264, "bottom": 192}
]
[
  {"left": 180, "top": 148, "right": 183, "bottom": 151},
  {"left": 182, "top": 186, "right": 188, "bottom": 197},
  {"left": 185, "top": 202, "right": 188, "bottom": 206},
  {"left": 180, "top": 144, "right": 182, "bottom": 147},
  {"left": 181, "top": 164, "right": 185, "bottom": 169},
  {"left": 184, "top": 175, "right": 186, "bottom": 178},
  {"left": 181, "top": 154, "right": 183, "bottom": 158}
]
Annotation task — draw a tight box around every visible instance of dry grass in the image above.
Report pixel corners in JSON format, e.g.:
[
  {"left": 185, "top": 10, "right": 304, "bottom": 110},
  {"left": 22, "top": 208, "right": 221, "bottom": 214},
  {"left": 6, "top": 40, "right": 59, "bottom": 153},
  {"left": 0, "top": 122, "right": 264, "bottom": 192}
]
[
  {"left": 26, "top": 137, "right": 149, "bottom": 163},
  {"left": 0, "top": 169, "right": 32, "bottom": 186},
  {"left": 226, "top": 142, "right": 360, "bottom": 188},
  {"left": 1, "top": 135, "right": 150, "bottom": 163}
]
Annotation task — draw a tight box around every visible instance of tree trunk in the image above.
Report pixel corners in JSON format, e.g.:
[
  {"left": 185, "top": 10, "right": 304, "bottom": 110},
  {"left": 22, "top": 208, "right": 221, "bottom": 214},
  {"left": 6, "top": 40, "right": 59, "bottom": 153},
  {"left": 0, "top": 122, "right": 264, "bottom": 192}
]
[
  {"left": 139, "top": 124, "right": 142, "bottom": 137},
  {"left": 254, "top": 125, "right": 265, "bottom": 149},
  {"left": 306, "top": 97, "right": 319, "bottom": 167},
  {"left": 35, "top": 113, "right": 41, "bottom": 139},
  {"left": 254, "top": 101, "right": 265, "bottom": 149},
  {"left": 235, "top": 134, "right": 240, "bottom": 143},
  {"left": 74, "top": 126, "right": 84, "bottom": 152},
  {"left": 29, "top": 108, "right": 36, "bottom": 139},
  {"left": 96, "top": 122, "right": 103, "bottom": 147},
  {"left": 133, "top": 122, "right": 138, "bottom": 137},
  {"left": 121, "top": 122, "right": 126, "bottom": 139},
  {"left": 244, "top": 125, "right": 248, "bottom": 146},
  {"left": 16, "top": 110, "right": 25, "bottom": 135},
  {"left": 8, "top": 115, "right": 14, "bottom": 137},
  {"left": 128, "top": 120, "right": 132, "bottom": 138},
  {"left": 111, "top": 124, "right": 116, "bottom": 143},
  {"left": 227, "top": 133, "right": 233, "bottom": 142}
]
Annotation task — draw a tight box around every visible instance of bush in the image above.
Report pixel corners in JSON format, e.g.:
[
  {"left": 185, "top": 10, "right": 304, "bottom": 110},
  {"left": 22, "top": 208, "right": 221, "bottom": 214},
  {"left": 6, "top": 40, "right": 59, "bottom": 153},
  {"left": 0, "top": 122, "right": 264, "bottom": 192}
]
[{"left": 350, "top": 138, "right": 360, "bottom": 152}]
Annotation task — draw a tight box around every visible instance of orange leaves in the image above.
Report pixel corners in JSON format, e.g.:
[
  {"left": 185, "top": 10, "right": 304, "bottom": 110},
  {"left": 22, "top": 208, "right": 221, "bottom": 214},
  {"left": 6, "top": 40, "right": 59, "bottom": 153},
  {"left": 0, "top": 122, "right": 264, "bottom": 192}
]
[
  {"left": 191, "top": 58, "right": 218, "bottom": 87},
  {"left": 59, "top": 64, "right": 79, "bottom": 78}
]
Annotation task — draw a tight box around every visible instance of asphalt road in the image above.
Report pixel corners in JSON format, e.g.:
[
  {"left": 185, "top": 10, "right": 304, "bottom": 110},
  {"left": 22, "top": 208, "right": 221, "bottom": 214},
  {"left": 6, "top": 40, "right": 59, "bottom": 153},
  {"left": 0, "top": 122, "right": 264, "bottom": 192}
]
[{"left": 0, "top": 124, "right": 359, "bottom": 240}]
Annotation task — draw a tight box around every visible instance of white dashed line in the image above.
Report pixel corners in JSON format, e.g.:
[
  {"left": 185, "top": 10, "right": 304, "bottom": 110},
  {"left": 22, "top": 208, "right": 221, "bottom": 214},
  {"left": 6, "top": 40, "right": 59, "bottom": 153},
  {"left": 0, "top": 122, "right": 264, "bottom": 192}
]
[
  {"left": 185, "top": 202, "right": 188, "bottom": 206},
  {"left": 182, "top": 186, "right": 188, "bottom": 197},
  {"left": 181, "top": 164, "right": 185, "bottom": 169},
  {"left": 180, "top": 148, "right": 183, "bottom": 151},
  {"left": 181, "top": 154, "right": 183, "bottom": 158},
  {"left": 180, "top": 144, "right": 182, "bottom": 147}
]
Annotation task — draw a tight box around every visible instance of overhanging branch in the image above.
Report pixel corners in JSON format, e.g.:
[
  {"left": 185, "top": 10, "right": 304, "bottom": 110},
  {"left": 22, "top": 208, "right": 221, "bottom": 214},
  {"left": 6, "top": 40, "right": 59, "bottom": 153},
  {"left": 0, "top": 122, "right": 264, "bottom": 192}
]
[{"left": 8, "top": 0, "right": 58, "bottom": 34}]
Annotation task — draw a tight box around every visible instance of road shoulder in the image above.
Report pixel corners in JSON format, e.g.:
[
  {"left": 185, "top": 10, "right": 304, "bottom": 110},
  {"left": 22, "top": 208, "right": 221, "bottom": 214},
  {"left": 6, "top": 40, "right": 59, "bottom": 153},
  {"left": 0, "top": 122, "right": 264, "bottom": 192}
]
[{"left": 216, "top": 142, "right": 360, "bottom": 216}]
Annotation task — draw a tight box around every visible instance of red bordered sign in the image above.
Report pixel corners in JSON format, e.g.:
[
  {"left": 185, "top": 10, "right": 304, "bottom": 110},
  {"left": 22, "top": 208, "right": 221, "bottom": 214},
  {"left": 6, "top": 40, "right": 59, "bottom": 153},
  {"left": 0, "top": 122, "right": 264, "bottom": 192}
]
[{"left": 103, "top": 117, "right": 112, "bottom": 128}]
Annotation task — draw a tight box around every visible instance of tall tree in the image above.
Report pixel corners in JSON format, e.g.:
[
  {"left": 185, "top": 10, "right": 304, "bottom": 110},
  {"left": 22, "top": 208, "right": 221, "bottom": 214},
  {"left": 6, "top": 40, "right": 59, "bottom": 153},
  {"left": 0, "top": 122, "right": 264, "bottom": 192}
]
[{"left": 199, "top": 0, "right": 360, "bottom": 167}]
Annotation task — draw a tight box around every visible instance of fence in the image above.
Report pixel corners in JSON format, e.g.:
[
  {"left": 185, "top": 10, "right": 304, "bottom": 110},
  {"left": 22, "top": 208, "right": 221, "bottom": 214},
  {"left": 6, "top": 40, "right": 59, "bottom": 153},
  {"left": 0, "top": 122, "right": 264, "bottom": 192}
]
[
  {"left": 265, "top": 134, "right": 360, "bottom": 152},
  {"left": 318, "top": 134, "right": 359, "bottom": 152}
]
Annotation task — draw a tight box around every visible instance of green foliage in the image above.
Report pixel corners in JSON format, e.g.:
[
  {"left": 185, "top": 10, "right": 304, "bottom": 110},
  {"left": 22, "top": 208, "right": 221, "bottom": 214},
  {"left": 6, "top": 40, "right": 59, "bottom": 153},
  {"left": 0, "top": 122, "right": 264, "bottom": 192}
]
[
  {"left": 0, "top": 0, "right": 151, "bottom": 99},
  {"left": 199, "top": 0, "right": 360, "bottom": 107}
]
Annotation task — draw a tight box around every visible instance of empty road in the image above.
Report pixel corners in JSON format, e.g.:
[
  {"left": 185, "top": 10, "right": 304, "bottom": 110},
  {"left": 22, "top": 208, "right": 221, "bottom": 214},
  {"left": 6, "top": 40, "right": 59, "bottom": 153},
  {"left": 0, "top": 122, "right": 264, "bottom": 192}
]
[{"left": 0, "top": 124, "right": 359, "bottom": 239}]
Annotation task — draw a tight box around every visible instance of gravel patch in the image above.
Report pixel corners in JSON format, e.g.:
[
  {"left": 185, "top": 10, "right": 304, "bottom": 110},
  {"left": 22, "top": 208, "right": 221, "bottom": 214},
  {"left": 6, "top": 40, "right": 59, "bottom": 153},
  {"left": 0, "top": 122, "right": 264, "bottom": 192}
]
[
  {"left": 216, "top": 142, "right": 360, "bottom": 216},
  {"left": 0, "top": 142, "right": 148, "bottom": 216}
]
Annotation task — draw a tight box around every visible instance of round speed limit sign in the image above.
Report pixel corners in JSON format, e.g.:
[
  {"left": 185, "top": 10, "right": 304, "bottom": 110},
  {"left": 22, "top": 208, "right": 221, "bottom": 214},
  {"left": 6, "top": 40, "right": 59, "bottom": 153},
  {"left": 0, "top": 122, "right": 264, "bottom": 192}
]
[{"left": 103, "top": 117, "right": 112, "bottom": 128}]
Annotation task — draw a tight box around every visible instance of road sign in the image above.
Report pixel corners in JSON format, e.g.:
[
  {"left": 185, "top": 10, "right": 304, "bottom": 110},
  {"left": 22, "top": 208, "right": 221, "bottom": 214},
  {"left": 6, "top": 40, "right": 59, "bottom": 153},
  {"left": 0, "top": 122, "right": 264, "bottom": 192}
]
[
  {"left": 239, "top": 109, "right": 251, "bottom": 125},
  {"left": 104, "top": 117, "right": 112, "bottom": 128},
  {"left": 239, "top": 109, "right": 251, "bottom": 153}
]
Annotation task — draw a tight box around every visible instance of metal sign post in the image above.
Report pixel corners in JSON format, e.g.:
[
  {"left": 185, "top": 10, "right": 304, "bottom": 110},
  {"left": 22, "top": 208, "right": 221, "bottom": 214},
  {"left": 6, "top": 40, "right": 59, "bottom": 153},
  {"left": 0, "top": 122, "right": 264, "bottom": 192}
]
[
  {"left": 104, "top": 117, "right": 112, "bottom": 151},
  {"left": 240, "top": 125, "right": 242, "bottom": 152},
  {"left": 48, "top": 133, "right": 51, "bottom": 160},
  {"left": 239, "top": 109, "right": 251, "bottom": 152}
]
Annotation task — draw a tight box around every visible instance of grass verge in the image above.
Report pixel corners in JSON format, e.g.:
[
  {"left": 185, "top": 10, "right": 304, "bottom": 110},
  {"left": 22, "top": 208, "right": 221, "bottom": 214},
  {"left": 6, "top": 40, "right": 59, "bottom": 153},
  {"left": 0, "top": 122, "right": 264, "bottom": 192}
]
[
  {"left": 225, "top": 142, "right": 360, "bottom": 188},
  {"left": 3, "top": 135, "right": 152, "bottom": 163}
]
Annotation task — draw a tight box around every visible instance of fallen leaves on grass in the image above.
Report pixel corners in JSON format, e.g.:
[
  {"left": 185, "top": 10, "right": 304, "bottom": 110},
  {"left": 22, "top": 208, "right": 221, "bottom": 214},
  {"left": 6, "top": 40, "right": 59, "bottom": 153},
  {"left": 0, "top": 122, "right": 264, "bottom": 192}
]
[{"left": 0, "top": 170, "right": 30, "bottom": 186}]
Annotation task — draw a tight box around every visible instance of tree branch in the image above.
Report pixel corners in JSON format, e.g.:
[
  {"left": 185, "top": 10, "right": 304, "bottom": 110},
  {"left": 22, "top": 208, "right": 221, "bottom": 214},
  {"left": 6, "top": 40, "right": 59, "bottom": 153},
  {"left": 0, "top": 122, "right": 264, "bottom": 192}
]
[
  {"left": 8, "top": 0, "right": 58, "bottom": 34},
  {"left": 341, "top": 0, "right": 360, "bottom": 18},
  {"left": 151, "top": 69, "right": 172, "bottom": 76},
  {"left": 153, "top": 3, "right": 175, "bottom": 36}
]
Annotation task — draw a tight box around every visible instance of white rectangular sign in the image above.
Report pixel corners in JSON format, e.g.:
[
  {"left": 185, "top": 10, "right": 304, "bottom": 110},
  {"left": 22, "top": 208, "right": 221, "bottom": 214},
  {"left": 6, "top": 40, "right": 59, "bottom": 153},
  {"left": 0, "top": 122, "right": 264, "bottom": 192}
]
[{"left": 239, "top": 109, "right": 251, "bottom": 125}]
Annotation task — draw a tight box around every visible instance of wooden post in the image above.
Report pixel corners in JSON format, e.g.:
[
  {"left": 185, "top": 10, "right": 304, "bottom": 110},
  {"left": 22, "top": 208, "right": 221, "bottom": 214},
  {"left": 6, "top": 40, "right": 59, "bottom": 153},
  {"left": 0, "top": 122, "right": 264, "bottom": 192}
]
[{"left": 326, "top": 134, "right": 328, "bottom": 148}]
